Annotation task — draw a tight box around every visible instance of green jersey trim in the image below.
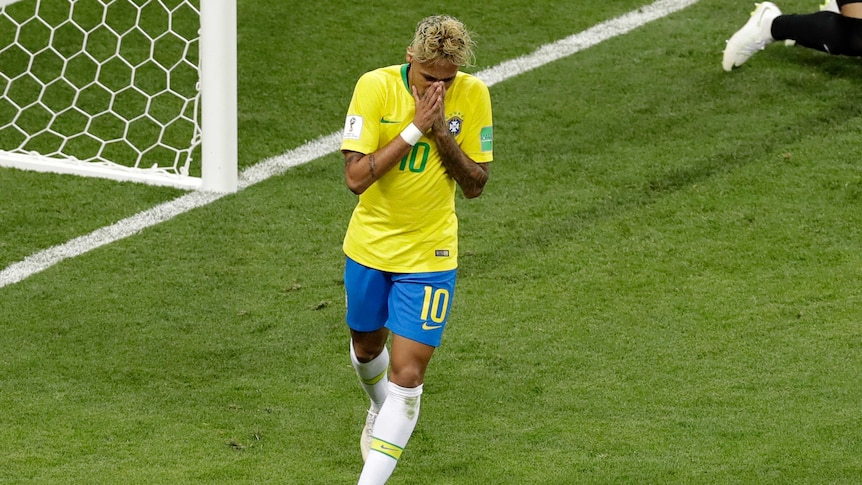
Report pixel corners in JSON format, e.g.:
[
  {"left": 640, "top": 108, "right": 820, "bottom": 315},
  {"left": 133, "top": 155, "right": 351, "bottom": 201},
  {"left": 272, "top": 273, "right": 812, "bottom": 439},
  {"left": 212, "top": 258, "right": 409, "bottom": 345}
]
[{"left": 401, "top": 64, "right": 410, "bottom": 93}]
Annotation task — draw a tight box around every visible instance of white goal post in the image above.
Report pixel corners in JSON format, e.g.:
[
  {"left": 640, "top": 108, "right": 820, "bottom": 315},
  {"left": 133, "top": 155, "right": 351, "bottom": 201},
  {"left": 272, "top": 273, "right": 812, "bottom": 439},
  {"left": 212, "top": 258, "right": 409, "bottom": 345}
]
[{"left": 0, "top": 0, "right": 237, "bottom": 192}]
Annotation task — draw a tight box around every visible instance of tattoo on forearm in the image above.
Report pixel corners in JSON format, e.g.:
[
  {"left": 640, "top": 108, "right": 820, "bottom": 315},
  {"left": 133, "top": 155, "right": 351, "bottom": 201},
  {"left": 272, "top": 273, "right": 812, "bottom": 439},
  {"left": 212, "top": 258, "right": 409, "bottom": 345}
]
[
  {"left": 432, "top": 134, "right": 488, "bottom": 197},
  {"left": 368, "top": 154, "right": 377, "bottom": 179},
  {"left": 345, "top": 152, "right": 362, "bottom": 167}
]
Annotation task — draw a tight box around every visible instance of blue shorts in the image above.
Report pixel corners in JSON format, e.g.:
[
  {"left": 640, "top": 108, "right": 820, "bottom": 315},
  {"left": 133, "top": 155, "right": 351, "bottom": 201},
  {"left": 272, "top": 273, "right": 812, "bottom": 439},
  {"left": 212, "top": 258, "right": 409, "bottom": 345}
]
[{"left": 344, "top": 257, "right": 457, "bottom": 347}]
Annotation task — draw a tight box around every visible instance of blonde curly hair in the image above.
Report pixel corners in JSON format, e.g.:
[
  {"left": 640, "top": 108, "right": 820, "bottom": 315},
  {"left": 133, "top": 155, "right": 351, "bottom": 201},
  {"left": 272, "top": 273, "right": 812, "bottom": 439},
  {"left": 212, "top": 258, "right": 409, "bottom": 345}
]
[{"left": 408, "top": 15, "right": 476, "bottom": 67}]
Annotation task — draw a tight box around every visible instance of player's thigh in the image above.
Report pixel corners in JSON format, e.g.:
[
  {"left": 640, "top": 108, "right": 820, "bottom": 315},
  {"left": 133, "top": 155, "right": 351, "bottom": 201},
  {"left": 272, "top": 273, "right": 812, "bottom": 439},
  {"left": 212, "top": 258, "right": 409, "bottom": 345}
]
[
  {"left": 389, "top": 333, "right": 436, "bottom": 387},
  {"left": 387, "top": 270, "right": 457, "bottom": 347},
  {"left": 344, "top": 257, "right": 391, "bottom": 331}
]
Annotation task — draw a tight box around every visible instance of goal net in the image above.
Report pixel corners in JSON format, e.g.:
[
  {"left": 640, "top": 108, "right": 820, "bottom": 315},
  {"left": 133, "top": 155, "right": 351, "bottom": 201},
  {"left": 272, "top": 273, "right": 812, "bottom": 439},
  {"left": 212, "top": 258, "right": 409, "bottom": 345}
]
[{"left": 0, "top": 0, "right": 237, "bottom": 192}]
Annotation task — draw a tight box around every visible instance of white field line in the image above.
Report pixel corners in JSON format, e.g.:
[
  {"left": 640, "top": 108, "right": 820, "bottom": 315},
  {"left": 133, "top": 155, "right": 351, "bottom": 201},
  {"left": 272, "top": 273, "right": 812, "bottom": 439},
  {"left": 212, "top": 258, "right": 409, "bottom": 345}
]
[{"left": 0, "top": 0, "right": 700, "bottom": 289}]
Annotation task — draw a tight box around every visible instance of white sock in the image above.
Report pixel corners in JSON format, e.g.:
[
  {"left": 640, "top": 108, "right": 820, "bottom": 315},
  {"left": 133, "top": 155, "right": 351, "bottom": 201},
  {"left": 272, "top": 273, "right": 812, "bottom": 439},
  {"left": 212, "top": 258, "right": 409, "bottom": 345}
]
[
  {"left": 350, "top": 340, "right": 389, "bottom": 413},
  {"left": 357, "top": 382, "right": 423, "bottom": 485}
]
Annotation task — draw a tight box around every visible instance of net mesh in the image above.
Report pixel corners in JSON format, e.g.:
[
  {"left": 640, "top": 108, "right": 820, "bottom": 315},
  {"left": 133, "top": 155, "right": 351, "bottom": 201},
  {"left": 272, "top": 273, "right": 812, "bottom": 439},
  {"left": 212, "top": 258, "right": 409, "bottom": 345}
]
[{"left": 0, "top": 0, "right": 201, "bottom": 177}]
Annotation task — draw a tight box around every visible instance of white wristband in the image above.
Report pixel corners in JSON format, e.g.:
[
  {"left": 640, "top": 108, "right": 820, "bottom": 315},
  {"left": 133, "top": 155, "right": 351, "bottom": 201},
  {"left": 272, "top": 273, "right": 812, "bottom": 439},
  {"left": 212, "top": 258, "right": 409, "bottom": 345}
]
[{"left": 399, "top": 123, "right": 423, "bottom": 146}]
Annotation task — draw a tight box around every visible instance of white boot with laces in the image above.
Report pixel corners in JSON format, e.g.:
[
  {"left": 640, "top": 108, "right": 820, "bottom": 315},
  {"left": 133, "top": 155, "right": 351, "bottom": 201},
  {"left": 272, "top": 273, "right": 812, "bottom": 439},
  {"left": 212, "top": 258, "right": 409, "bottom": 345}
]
[
  {"left": 722, "top": 2, "right": 782, "bottom": 71},
  {"left": 360, "top": 410, "right": 377, "bottom": 461}
]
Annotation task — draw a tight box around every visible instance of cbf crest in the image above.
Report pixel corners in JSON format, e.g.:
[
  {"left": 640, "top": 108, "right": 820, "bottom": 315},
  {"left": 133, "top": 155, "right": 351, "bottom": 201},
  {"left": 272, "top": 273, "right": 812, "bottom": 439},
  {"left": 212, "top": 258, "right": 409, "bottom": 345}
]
[{"left": 447, "top": 116, "right": 463, "bottom": 136}]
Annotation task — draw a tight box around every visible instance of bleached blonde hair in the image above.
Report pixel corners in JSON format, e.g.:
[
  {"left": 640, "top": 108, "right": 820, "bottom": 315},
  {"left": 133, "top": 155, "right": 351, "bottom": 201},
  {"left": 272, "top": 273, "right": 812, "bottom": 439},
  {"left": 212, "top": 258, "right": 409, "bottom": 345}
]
[{"left": 408, "top": 15, "right": 476, "bottom": 67}]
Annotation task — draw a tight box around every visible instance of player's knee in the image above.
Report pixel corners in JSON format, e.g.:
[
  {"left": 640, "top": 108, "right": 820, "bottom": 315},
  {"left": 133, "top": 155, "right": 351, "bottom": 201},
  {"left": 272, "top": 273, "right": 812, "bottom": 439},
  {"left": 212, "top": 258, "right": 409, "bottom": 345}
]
[
  {"left": 354, "top": 344, "right": 385, "bottom": 363},
  {"left": 389, "top": 367, "right": 425, "bottom": 388},
  {"left": 351, "top": 332, "right": 388, "bottom": 362}
]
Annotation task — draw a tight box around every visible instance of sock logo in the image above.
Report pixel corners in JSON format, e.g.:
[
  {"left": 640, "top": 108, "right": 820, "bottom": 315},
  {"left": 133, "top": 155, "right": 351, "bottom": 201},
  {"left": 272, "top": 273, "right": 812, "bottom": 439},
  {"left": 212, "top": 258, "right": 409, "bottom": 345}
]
[{"left": 371, "top": 438, "right": 404, "bottom": 460}]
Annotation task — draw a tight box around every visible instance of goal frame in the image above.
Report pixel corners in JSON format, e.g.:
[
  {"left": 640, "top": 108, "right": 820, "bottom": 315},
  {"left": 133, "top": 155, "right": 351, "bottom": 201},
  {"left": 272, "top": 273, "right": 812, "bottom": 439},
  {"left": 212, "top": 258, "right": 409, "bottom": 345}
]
[{"left": 0, "top": 0, "right": 238, "bottom": 193}]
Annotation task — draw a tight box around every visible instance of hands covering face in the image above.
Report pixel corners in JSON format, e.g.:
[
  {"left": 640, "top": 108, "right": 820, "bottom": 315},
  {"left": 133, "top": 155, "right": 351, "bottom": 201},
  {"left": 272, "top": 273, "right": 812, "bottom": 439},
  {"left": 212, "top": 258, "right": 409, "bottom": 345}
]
[{"left": 411, "top": 81, "right": 445, "bottom": 133}]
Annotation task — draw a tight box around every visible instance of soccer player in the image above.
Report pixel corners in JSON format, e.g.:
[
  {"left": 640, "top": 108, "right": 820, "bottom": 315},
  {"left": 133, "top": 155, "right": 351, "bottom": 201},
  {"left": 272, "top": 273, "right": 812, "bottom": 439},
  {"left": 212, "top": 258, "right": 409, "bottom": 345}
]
[
  {"left": 339, "top": 15, "right": 493, "bottom": 485},
  {"left": 722, "top": 0, "right": 862, "bottom": 71}
]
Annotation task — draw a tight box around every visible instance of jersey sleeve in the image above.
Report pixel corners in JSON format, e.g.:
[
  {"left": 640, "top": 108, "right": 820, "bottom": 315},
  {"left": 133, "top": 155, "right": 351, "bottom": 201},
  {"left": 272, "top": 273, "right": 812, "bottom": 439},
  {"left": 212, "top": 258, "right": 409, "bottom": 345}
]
[
  {"left": 462, "top": 80, "right": 493, "bottom": 163},
  {"left": 341, "top": 71, "right": 384, "bottom": 155}
]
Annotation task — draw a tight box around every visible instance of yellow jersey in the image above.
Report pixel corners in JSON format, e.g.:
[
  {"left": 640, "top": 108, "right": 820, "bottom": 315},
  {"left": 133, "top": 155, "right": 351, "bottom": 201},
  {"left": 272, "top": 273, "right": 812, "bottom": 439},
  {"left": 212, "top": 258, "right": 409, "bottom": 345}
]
[{"left": 341, "top": 64, "right": 493, "bottom": 273}]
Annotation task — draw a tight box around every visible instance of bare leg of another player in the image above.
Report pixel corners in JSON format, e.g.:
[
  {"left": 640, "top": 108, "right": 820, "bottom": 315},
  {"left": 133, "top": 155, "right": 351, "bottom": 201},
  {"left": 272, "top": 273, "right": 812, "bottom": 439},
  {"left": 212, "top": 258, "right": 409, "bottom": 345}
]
[{"left": 723, "top": 1, "right": 862, "bottom": 71}]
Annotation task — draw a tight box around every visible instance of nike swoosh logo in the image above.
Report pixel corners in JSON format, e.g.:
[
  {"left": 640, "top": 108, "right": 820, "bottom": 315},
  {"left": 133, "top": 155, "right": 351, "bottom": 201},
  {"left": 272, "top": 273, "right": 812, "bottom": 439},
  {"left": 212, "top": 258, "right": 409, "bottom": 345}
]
[
  {"left": 380, "top": 118, "right": 401, "bottom": 124},
  {"left": 379, "top": 444, "right": 400, "bottom": 451},
  {"left": 422, "top": 322, "right": 442, "bottom": 331}
]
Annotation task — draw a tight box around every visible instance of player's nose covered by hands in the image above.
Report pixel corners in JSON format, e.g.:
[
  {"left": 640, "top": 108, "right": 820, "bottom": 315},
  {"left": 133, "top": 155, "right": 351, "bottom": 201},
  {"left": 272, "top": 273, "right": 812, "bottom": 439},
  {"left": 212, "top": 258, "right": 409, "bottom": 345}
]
[{"left": 411, "top": 81, "right": 444, "bottom": 133}]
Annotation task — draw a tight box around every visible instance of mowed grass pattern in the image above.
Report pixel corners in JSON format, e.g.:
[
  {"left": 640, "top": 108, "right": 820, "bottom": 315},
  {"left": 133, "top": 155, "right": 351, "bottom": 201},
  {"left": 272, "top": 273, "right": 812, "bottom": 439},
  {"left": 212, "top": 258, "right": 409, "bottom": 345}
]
[{"left": 1, "top": 0, "right": 861, "bottom": 483}]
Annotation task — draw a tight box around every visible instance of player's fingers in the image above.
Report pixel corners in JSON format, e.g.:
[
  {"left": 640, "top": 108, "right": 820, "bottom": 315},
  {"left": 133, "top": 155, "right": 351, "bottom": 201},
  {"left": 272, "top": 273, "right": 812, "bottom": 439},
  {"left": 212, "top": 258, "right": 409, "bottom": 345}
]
[{"left": 435, "top": 81, "right": 444, "bottom": 97}]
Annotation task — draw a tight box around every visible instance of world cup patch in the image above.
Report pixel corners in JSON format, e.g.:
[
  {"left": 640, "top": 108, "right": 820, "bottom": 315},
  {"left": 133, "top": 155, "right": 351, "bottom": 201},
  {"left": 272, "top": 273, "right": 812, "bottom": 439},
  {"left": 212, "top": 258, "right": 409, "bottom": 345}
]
[
  {"left": 343, "top": 115, "right": 363, "bottom": 140},
  {"left": 447, "top": 116, "right": 462, "bottom": 136}
]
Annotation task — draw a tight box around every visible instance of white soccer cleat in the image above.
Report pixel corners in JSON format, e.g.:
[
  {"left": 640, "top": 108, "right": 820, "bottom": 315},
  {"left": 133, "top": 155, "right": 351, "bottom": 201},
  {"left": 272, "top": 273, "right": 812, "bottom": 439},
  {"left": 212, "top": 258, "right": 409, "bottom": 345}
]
[
  {"left": 820, "top": 0, "right": 839, "bottom": 13},
  {"left": 360, "top": 410, "right": 377, "bottom": 462},
  {"left": 722, "top": 2, "right": 782, "bottom": 71}
]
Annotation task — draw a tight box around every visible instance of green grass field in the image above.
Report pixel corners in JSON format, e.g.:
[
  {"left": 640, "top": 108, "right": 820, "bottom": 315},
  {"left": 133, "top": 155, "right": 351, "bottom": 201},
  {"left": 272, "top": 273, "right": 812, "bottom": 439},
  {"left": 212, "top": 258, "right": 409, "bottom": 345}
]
[{"left": 2, "top": 0, "right": 861, "bottom": 483}]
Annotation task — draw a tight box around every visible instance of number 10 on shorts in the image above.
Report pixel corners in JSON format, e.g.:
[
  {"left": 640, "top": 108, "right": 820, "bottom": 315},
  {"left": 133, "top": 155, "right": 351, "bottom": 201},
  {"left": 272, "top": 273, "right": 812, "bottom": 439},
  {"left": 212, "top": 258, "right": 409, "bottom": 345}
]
[{"left": 420, "top": 286, "right": 450, "bottom": 324}]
